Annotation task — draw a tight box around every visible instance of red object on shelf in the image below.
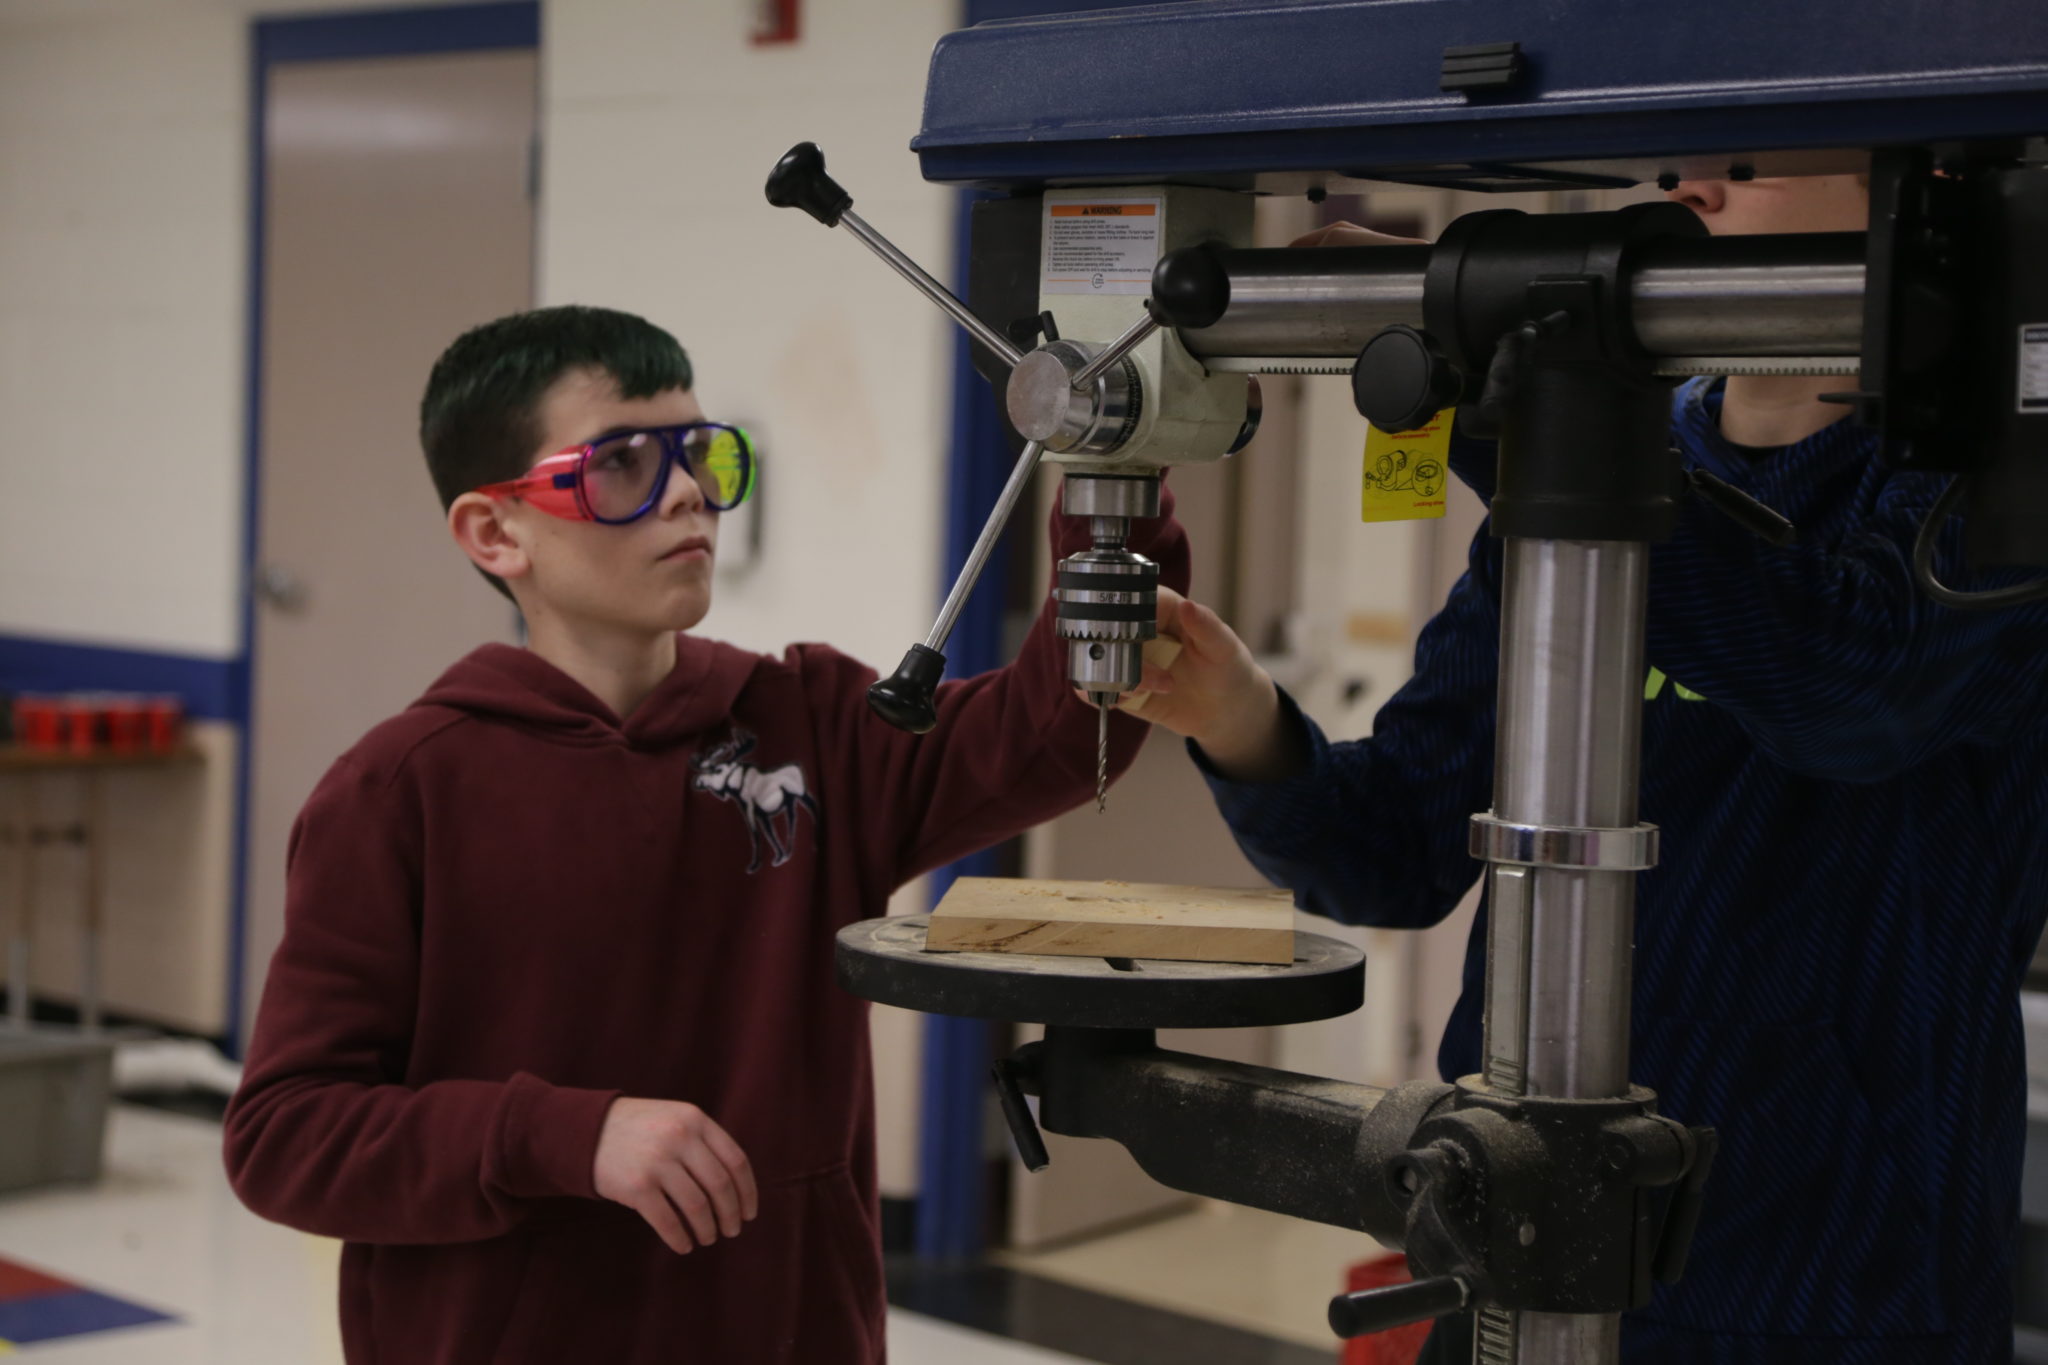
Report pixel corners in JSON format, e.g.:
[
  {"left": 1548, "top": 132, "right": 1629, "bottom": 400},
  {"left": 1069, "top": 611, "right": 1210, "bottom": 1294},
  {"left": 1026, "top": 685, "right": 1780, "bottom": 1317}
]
[
  {"left": 143, "top": 697, "right": 184, "bottom": 753},
  {"left": 15, "top": 697, "right": 60, "bottom": 751},
  {"left": 104, "top": 698, "right": 144, "bottom": 754},
  {"left": 61, "top": 697, "right": 97, "bottom": 754},
  {"left": 6, "top": 692, "right": 184, "bottom": 755},
  {"left": 751, "top": 0, "right": 800, "bottom": 44},
  {"left": 1342, "top": 1254, "right": 1435, "bottom": 1365}
]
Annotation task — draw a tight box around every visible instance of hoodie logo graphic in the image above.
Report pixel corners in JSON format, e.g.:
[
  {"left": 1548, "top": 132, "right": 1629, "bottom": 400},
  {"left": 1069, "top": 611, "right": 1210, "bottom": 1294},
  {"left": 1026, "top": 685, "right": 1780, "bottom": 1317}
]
[{"left": 690, "top": 729, "right": 819, "bottom": 873}]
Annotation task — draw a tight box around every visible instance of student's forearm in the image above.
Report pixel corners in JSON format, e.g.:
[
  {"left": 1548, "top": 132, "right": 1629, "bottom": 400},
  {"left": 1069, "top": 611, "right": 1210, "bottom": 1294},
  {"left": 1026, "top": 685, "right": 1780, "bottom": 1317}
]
[
  {"left": 225, "top": 1070, "right": 619, "bottom": 1244},
  {"left": 1189, "top": 674, "right": 1308, "bottom": 784},
  {"left": 1199, "top": 686, "right": 1490, "bottom": 931}
]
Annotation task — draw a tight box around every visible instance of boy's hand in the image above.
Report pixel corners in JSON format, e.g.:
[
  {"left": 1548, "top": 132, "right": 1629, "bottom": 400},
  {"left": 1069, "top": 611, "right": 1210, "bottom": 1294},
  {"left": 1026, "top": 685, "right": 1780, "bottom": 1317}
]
[
  {"left": 593, "top": 1098, "right": 759, "bottom": 1255},
  {"left": 1105, "top": 587, "right": 1305, "bottom": 783},
  {"left": 1290, "top": 221, "right": 1430, "bottom": 249}
]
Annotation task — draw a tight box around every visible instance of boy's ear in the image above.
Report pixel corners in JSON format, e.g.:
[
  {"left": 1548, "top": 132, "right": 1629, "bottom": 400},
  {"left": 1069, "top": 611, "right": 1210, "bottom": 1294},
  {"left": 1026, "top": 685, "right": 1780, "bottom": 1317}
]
[{"left": 448, "top": 492, "right": 533, "bottom": 584}]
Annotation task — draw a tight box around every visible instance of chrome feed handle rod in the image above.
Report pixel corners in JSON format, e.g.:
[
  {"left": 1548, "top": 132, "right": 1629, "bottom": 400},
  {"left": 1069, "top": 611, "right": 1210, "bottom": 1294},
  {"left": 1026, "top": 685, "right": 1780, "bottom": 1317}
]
[
  {"left": 767, "top": 142, "right": 1046, "bottom": 733},
  {"left": 766, "top": 143, "right": 1025, "bottom": 371},
  {"left": 1067, "top": 306, "right": 1162, "bottom": 393},
  {"left": 927, "top": 436, "right": 1047, "bottom": 659}
]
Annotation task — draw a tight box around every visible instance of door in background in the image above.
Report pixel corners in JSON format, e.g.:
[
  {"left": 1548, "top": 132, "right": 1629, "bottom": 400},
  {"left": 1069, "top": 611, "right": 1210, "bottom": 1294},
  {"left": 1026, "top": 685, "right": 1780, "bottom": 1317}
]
[{"left": 244, "top": 50, "right": 535, "bottom": 1042}]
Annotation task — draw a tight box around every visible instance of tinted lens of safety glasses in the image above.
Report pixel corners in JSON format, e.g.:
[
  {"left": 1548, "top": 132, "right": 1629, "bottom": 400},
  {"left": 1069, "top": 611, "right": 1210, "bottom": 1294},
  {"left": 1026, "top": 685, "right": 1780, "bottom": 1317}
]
[
  {"left": 582, "top": 431, "right": 667, "bottom": 521},
  {"left": 688, "top": 426, "right": 754, "bottom": 510}
]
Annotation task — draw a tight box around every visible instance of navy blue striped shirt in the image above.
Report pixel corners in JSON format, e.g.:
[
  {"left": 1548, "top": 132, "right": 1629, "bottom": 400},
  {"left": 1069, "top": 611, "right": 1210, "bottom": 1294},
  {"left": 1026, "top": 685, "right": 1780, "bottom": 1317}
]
[{"left": 1201, "top": 379, "right": 2048, "bottom": 1361}]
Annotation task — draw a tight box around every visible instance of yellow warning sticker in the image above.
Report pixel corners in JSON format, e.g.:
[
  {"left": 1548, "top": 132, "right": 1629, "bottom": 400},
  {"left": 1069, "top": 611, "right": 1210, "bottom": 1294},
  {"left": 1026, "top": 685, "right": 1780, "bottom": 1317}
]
[{"left": 1361, "top": 409, "right": 1453, "bottom": 522}]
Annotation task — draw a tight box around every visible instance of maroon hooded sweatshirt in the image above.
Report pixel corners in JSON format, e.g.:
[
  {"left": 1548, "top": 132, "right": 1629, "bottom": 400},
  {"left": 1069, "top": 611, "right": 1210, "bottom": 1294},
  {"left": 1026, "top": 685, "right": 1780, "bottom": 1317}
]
[{"left": 223, "top": 497, "right": 1186, "bottom": 1365}]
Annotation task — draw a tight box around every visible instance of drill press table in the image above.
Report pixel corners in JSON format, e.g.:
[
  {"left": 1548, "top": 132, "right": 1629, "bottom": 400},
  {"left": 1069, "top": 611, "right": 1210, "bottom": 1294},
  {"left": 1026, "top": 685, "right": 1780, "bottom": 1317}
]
[{"left": 836, "top": 914, "right": 1364, "bottom": 1030}]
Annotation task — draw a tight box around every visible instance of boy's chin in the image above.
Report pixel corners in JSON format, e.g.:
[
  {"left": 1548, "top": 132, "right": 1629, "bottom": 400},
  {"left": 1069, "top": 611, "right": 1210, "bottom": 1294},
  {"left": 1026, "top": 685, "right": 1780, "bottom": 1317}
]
[
  {"left": 644, "top": 587, "right": 713, "bottom": 636},
  {"left": 516, "top": 580, "right": 711, "bottom": 638}
]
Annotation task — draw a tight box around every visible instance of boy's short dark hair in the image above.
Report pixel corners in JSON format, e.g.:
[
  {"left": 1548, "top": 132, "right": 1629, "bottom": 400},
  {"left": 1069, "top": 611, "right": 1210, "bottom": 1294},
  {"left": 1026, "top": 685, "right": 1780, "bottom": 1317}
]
[{"left": 419, "top": 305, "right": 692, "bottom": 600}]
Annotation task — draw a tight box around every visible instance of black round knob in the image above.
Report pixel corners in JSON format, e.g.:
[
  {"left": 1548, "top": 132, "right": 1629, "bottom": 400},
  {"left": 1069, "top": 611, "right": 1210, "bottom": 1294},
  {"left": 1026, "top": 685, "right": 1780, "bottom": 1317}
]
[
  {"left": 765, "top": 142, "right": 853, "bottom": 228},
  {"left": 1328, "top": 1275, "right": 1470, "bottom": 1339},
  {"left": 1351, "top": 325, "right": 1464, "bottom": 432},
  {"left": 1150, "top": 243, "right": 1233, "bottom": 329},
  {"left": 866, "top": 644, "right": 945, "bottom": 734}
]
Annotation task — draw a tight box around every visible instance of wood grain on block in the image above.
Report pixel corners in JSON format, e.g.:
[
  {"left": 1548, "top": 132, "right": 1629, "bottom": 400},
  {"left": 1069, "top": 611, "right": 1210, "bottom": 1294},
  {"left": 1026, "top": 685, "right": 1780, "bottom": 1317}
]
[{"left": 925, "top": 877, "right": 1296, "bottom": 965}]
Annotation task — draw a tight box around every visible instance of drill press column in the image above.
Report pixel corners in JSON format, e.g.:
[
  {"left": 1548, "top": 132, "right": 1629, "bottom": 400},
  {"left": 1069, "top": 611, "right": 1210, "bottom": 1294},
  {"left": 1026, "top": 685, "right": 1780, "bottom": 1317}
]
[{"left": 1476, "top": 537, "right": 1650, "bottom": 1365}]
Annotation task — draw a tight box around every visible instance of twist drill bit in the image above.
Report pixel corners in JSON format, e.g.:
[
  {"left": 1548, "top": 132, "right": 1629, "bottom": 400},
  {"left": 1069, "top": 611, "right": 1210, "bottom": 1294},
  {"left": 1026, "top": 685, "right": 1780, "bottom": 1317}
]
[{"left": 1097, "top": 695, "right": 1111, "bottom": 813}]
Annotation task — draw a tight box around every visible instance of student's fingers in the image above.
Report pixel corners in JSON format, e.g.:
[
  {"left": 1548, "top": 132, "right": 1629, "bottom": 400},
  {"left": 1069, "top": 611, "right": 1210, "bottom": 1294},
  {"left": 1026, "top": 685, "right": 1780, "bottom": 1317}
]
[
  {"left": 1153, "top": 585, "right": 1189, "bottom": 637},
  {"left": 695, "top": 1118, "right": 760, "bottom": 1222},
  {"left": 1288, "top": 221, "right": 1429, "bottom": 249},
  {"left": 1288, "top": 222, "right": 1342, "bottom": 247},
  {"left": 675, "top": 1139, "right": 745, "bottom": 1240},
  {"left": 1145, "top": 587, "right": 1228, "bottom": 664},
  {"left": 631, "top": 1180, "right": 695, "bottom": 1256},
  {"left": 657, "top": 1163, "right": 723, "bottom": 1248},
  {"left": 1172, "top": 597, "right": 1244, "bottom": 665}
]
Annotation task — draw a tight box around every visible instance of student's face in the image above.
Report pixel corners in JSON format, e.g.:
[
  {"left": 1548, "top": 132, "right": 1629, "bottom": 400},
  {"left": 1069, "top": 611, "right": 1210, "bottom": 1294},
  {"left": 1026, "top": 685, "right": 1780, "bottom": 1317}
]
[
  {"left": 1664, "top": 174, "right": 1869, "bottom": 236},
  {"left": 507, "top": 369, "right": 721, "bottom": 637}
]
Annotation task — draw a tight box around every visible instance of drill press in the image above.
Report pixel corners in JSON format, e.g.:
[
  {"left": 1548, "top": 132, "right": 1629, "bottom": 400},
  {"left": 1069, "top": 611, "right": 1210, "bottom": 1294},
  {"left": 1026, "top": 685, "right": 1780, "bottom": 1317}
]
[
  {"left": 768, "top": 146, "right": 1261, "bottom": 809},
  {"left": 769, "top": 3, "right": 2048, "bottom": 1357}
]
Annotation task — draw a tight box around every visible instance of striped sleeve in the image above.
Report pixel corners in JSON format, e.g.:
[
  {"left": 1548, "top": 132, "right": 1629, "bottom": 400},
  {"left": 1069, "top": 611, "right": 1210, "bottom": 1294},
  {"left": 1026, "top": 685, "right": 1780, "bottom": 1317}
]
[{"left": 1197, "top": 533, "right": 1501, "bottom": 929}]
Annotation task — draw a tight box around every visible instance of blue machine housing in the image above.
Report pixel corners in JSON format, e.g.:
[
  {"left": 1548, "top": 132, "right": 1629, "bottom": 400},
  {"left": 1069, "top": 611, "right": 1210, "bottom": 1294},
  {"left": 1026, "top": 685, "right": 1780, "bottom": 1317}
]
[{"left": 915, "top": 0, "right": 2048, "bottom": 190}]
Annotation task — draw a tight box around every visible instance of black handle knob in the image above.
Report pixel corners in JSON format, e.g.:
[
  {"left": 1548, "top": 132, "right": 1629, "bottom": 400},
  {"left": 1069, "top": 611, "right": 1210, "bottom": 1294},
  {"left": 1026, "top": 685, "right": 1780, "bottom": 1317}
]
[
  {"left": 1653, "top": 1126, "right": 1719, "bottom": 1284},
  {"left": 765, "top": 142, "right": 853, "bottom": 228},
  {"left": 866, "top": 644, "right": 945, "bottom": 734},
  {"left": 1150, "top": 243, "right": 1233, "bottom": 329},
  {"left": 1352, "top": 325, "right": 1464, "bottom": 432},
  {"left": 1328, "top": 1274, "right": 1470, "bottom": 1339},
  {"left": 990, "top": 1056, "right": 1050, "bottom": 1173}
]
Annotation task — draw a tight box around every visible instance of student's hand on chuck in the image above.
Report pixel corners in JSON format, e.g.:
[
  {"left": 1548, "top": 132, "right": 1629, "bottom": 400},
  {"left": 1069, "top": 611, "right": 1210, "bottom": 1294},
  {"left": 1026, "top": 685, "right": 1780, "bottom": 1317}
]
[{"left": 1094, "top": 587, "right": 1295, "bottom": 782}]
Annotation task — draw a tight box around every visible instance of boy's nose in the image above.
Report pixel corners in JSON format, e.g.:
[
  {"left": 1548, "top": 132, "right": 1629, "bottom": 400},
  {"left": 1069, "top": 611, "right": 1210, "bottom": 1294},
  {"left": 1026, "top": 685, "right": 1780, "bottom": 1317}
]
[
  {"left": 1666, "top": 179, "right": 1727, "bottom": 220},
  {"left": 659, "top": 453, "right": 708, "bottom": 516}
]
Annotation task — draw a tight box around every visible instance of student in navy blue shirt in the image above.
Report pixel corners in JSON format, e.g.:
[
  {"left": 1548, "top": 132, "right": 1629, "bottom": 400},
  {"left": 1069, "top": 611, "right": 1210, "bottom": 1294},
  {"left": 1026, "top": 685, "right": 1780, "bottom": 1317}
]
[{"left": 1123, "top": 175, "right": 2048, "bottom": 1362}]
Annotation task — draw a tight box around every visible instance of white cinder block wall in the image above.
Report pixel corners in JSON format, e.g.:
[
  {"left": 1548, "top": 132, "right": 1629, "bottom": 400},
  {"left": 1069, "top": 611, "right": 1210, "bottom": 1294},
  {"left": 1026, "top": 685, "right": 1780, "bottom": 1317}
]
[{"left": 0, "top": 4, "right": 247, "bottom": 657}]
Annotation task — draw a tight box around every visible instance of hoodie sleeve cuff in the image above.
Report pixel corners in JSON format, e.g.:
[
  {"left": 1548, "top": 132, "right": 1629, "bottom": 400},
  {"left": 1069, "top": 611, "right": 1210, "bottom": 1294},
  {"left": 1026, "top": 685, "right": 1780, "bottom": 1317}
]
[{"left": 493, "top": 1072, "right": 622, "bottom": 1201}]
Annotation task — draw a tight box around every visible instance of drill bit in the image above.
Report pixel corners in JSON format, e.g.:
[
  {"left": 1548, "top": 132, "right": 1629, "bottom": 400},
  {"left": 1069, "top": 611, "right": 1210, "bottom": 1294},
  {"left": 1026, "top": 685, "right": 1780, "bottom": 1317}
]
[{"left": 1096, "top": 694, "right": 1111, "bottom": 813}]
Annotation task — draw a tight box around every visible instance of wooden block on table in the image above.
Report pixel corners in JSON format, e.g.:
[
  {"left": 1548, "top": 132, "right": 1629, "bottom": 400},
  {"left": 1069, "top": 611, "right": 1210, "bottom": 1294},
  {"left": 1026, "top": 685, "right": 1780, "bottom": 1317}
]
[{"left": 925, "top": 877, "right": 1295, "bottom": 965}]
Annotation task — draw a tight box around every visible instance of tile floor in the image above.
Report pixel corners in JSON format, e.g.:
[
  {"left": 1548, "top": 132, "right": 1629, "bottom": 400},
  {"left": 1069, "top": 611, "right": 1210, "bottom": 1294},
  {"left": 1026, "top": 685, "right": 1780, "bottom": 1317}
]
[
  {"left": 0, "top": 1106, "right": 1094, "bottom": 1364},
  {"left": 1005, "top": 1201, "right": 1387, "bottom": 1350}
]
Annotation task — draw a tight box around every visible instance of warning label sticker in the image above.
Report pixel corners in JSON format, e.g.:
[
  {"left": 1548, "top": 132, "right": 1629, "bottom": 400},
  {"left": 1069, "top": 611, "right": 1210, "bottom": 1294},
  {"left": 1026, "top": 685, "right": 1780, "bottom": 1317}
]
[
  {"left": 1042, "top": 199, "right": 1163, "bottom": 296},
  {"left": 1361, "top": 409, "right": 1453, "bottom": 524},
  {"left": 2020, "top": 323, "right": 2048, "bottom": 413}
]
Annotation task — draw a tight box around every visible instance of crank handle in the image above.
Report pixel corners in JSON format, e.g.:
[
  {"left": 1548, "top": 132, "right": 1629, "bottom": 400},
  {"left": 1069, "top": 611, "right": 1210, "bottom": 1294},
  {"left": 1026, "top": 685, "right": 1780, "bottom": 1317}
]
[
  {"left": 766, "top": 142, "right": 1023, "bottom": 369},
  {"left": 1328, "top": 1274, "right": 1471, "bottom": 1339},
  {"left": 991, "top": 1054, "right": 1051, "bottom": 1173}
]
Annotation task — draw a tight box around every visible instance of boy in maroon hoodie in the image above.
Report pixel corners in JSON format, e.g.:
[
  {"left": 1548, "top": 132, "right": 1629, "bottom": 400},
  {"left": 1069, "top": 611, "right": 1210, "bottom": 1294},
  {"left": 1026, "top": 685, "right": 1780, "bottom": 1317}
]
[{"left": 223, "top": 305, "right": 1188, "bottom": 1364}]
